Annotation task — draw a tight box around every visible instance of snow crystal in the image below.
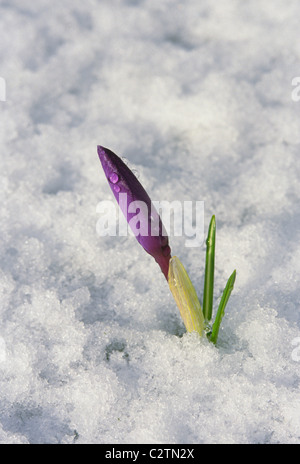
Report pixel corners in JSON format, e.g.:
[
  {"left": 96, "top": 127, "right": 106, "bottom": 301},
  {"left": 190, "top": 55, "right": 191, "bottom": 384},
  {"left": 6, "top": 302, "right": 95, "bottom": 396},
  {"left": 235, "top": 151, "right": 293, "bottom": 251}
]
[{"left": 0, "top": 0, "right": 300, "bottom": 444}]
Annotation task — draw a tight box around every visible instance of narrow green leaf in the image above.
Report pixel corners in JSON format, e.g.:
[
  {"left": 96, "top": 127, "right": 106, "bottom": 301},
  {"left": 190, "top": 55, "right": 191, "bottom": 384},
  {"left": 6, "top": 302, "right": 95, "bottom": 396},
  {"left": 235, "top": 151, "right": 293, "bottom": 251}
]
[
  {"left": 210, "top": 270, "right": 236, "bottom": 344},
  {"left": 203, "top": 215, "right": 216, "bottom": 322}
]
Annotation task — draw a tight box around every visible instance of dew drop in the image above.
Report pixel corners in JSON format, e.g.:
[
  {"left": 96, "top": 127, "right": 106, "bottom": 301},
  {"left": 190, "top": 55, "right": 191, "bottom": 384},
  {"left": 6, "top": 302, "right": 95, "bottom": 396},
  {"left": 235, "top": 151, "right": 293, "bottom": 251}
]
[
  {"left": 109, "top": 172, "right": 119, "bottom": 184},
  {"left": 114, "top": 185, "right": 120, "bottom": 193}
]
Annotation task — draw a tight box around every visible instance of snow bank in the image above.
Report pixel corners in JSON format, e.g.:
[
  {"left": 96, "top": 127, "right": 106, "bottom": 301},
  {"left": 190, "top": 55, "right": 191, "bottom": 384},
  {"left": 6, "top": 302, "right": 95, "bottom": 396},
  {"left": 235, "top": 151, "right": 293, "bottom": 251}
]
[{"left": 0, "top": 0, "right": 300, "bottom": 443}]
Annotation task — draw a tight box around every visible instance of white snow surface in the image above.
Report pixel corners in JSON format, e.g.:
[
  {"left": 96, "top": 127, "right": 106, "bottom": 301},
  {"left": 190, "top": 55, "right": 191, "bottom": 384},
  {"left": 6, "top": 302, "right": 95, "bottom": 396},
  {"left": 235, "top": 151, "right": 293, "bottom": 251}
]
[{"left": 1, "top": 0, "right": 300, "bottom": 444}]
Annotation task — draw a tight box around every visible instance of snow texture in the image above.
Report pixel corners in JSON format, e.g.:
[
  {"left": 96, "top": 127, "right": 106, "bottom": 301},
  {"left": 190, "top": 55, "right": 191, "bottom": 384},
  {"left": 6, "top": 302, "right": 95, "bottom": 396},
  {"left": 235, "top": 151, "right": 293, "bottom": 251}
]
[{"left": 1, "top": 0, "right": 300, "bottom": 444}]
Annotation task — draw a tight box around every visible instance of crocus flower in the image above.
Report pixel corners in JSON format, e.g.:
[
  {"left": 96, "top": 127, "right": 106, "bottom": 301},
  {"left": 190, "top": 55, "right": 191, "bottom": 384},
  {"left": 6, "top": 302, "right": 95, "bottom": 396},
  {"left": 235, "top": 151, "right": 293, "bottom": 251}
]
[
  {"left": 97, "top": 146, "right": 171, "bottom": 280},
  {"left": 97, "top": 146, "right": 235, "bottom": 341}
]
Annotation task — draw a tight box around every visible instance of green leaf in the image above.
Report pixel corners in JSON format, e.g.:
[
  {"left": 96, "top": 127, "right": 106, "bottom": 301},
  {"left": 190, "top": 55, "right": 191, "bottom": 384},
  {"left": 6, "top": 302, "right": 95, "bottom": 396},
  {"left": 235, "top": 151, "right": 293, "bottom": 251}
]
[
  {"left": 210, "top": 270, "right": 236, "bottom": 344},
  {"left": 203, "top": 215, "right": 216, "bottom": 322}
]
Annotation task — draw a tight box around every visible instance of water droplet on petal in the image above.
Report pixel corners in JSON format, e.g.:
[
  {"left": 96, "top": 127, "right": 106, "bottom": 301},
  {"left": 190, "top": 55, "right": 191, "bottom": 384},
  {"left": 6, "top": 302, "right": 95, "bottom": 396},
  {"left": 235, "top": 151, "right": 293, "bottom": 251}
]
[
  {"left": 109, "top": 172, "right": 119, "bottom": 184},
  {"left": 114, "top": 185, "right": 120, "bottom": 193}
]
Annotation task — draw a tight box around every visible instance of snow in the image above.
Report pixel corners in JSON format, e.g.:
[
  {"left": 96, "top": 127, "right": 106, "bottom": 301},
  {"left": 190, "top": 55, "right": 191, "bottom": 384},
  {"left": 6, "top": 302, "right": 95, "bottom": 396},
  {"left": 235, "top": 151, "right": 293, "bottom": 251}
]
[{"left": 1, "top": 0, "right": 300, "bottom": 444}]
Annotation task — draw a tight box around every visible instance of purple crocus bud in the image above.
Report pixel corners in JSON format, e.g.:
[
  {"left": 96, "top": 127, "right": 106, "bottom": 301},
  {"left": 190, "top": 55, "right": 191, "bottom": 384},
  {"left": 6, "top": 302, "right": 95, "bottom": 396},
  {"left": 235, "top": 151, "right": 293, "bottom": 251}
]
[{"left": 97, "top": 146, "right": 171, "bottom": 280}]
